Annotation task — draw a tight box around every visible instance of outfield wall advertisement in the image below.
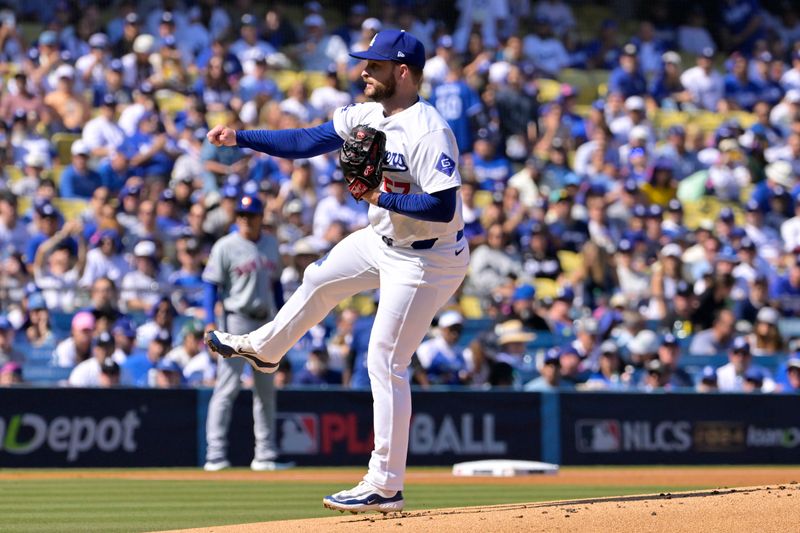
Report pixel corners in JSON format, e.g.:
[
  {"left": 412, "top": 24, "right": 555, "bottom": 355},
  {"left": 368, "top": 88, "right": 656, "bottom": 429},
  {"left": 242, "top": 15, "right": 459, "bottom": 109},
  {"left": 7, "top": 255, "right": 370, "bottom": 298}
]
[
  {"left": 2, "top": 388, "right": 799, "bottom": 467},
  {"left": 0, "top": 388, "right": 197, "bottom": 467},
  {"left": 559, "top": 392, "right": 800, "bottom": 464}
]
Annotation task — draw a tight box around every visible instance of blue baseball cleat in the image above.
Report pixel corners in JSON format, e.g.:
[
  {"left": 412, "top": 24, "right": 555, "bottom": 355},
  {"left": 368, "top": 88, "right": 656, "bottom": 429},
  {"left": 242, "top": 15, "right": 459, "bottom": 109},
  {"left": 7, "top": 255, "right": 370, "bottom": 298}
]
[
  {"left": 323, "top": 481, "right": 405, "bottom": 514},
  {"left": 204, "top": 330, "right": 279, "bottom": 374}
]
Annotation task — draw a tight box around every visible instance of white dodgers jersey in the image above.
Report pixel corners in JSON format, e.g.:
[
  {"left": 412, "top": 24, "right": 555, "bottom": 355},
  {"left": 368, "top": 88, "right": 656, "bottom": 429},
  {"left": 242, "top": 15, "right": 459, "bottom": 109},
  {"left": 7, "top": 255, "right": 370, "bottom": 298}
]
[{"left": 333, "top": 100, "right": 464, "bottom": 246}]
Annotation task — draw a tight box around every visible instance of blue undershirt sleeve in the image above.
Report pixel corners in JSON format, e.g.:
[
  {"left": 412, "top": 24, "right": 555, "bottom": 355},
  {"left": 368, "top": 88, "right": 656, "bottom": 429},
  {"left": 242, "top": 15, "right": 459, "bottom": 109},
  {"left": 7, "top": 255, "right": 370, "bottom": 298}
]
[
  {"left": 203, "top": 281, "right": 218, "bottom": 326},
  {"left": 272, "top": 279, "right": 284, "bottom": 309},
  {"left": 377, "top": 186, "right": 458, "bottom": 223},
  {"left": 236, "top": 121, "right": 344, "bottom": 159}
]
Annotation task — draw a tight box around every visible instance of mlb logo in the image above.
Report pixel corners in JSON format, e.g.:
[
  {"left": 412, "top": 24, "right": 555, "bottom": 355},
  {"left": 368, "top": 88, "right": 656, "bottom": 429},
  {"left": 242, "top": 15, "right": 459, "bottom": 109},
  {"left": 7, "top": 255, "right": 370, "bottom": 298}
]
[
  {"left": 277, "top": 413, "right": 319, "bottom": 454},
  {"left": 575, "top": 419, "right": 621, "bottom": 453}
]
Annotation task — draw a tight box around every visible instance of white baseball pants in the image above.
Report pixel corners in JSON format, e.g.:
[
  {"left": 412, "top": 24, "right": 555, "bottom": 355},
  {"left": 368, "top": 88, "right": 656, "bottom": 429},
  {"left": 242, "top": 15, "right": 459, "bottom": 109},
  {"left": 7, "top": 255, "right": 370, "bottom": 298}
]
[{"left": 248, "top": 226, "right": 469, "bottom": 491}]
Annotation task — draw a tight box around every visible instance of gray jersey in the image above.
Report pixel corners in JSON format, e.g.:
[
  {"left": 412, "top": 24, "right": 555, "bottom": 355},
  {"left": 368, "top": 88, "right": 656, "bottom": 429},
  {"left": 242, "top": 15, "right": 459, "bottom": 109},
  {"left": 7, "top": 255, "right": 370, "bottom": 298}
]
[{"left": 203, "top": 231, "right": 282, "bottom": 319}]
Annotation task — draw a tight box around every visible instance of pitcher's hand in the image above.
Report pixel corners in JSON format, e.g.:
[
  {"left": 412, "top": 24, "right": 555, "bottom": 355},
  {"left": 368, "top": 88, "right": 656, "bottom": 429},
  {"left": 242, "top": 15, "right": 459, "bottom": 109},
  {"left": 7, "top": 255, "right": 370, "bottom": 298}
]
[{"left": 207, "top": 125, "right": 237, "bottom": 147}]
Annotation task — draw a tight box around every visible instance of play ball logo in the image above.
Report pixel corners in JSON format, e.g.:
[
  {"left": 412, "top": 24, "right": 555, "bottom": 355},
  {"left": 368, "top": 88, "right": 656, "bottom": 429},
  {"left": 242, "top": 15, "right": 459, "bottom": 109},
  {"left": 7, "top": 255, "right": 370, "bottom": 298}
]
[{"left": 0, "top": 411, "right": 141, "bottom": 461}]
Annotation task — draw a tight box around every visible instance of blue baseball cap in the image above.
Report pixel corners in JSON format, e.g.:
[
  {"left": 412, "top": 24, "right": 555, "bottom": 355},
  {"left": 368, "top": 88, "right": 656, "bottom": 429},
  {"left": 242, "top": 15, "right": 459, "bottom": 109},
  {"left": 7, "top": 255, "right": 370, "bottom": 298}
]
[
  {"left": 349, "top": 29, "right": 426, "bottom": 69},
  {"left": 235, "top": 194, "right": 264, "bottom": 215},
  {"left": 155, "top": 358, "right": 182, "bottom": 373},
  {"left": 731, "top": 336, "right": 750, "bottom": 354},
  {"left": 544, "top": 347, "right": 561, "bottom": 364},
  {"left": 112, "top": 317, "right": 137, "bottom": 338},
  {"left": 0, "top": 315, "right": 12, "bottom": 330},
  {"left": 512, "top": 284, "right": 536, "bottom": 302},
  {"left": 28, "top": 292, "right": 47, "bottom": 311}
]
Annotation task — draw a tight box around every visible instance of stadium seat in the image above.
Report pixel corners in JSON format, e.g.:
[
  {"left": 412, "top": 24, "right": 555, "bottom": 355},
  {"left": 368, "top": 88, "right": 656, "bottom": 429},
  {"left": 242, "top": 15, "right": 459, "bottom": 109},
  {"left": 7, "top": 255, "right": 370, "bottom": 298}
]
[
  {"left": 557, "top": 250, "right": 582, "bottom": 275},
  {"left": 5, "top": 164, "right": 22, "bottom": 183},
  {"left": 155, "top": 91, "right": 188, "bottom": 115},
  {"left": 53, "top": 198, "right": 89, "bottom": 221},
  {"left": 533, "top": 278, "right": 560, "bottom": 300},
  {"left": 473, "top": 190, "right": 494, "bottom": 208},
  {"left": 52, "top": 132, "right": 81, "bottom": 164},
  {"left": 537, "top": 79, "right": 562, "bottom": 103},
  {"left": 460, "top": 295, "right": 484, "bottom": 319}
]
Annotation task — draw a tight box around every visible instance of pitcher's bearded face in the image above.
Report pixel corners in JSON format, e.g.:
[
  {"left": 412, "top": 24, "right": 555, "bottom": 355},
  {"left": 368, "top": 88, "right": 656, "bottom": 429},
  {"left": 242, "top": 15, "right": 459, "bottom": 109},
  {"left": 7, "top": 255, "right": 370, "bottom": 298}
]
[{"left": 362, "top": 60, "right": 398, "bottom": 102}]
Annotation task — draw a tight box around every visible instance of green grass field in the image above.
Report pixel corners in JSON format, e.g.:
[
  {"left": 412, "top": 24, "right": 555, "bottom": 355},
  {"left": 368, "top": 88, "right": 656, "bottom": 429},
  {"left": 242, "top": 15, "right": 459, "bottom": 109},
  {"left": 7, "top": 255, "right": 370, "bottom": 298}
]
[{"left": 0, "top": 468, "right": 710, "bottom": 533}]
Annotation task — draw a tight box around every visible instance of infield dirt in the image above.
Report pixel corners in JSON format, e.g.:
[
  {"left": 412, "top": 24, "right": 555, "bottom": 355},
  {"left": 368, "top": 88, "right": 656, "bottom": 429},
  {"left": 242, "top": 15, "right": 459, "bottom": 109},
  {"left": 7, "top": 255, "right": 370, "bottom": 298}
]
[{"left": 166, "top": 484, "right": 799, "bottom": 533}]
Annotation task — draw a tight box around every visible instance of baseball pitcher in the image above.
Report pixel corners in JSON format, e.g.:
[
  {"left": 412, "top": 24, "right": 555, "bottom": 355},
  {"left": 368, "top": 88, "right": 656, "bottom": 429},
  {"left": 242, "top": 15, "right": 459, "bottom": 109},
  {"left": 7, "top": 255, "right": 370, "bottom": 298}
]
[{"left": 205, "top": 29, "right": 468, "bottom": 514}]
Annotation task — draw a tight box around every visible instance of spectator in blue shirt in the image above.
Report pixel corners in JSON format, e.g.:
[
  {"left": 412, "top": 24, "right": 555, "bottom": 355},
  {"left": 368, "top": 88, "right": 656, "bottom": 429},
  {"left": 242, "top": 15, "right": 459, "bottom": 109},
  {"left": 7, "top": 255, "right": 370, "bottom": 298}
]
[
  {"left": 59, "top": 140, "right": 103, "bottom": 199},
  {"left": 724, "top": 53, "right": 761, "bottom": 111},
  {"left": 119, "top": 112, "right": 179, "bottom": 180},
  {"left": 294, "top": 341, "right": 342, "bottom": 386},
  {"left": 429, "top": 61, "right": 482, "bottom": 155},
  {"left": 121, "top": 329, "right": 172, "bottom": 387},
  {"left": 472, "top": 129, "right": 513, "bottom": 192},
  {"left": 720, "top": 0, "right": 764, "bottom": 55},
  {"left": 608, "top": 43, "right": 647, "bottom": 98}
]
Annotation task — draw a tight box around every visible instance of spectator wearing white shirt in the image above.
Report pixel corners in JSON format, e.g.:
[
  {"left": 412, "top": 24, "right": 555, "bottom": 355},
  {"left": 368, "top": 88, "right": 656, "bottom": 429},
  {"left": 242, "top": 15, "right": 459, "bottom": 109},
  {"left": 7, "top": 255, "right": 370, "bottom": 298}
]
[
  {"left": 75, "top": 33, "right": 111, "bottom": 89},
  {"left": 231, "top": 14, "right": 277, "bottom": 74},
  {"left": 52, "top": 311, "right": 95, "bottom": 368},
  {"left": 764, "top": 132, "right": 800, "bottom": 177},
  {"left": 453, "top": 0, "right": 509, "bottom": 53},
  {"left": 769, "top": 89, "right": 800, "bottom": 137},
  {"left": 680, "top": 48, "right": 725, "bottom": 111},
  {"left": 422, "top": 35, "right": 453, "bottom": 89},
  {"left": 121, "top": 34, "right": 157, "bottom": 90},
  {"left": 79, "top": 229, "right": 130, "bottom": 288},
  {"left": 781, "top": 192, "right": 800, "bottom": 252},
  {"left": 309, "top": 66, "right": 352, "bottom": 120},
  {"left": 120, "top": 240, "right": 169, "bottom": 313},
  {"left": 312, "top": 175, "right": 367, "bottom": 240},
  {"left": 165, "top": 319, "right": 205, "bottom": 368},
  {"left": 780, "top": 50, "right": 800, "bottom": 92},
  {"left": 522, "top": 15, "right": 569, "bottom": 77},
  {"left": 32, "top": 220, "right": 86, "bottom": 312},
  {"left": 716, "top": 337, "right": 773, "bottom": 392},
  {"left": 534, "top": 0, "right": 575, "bottom": 37},
  {"left": 677, "top": 8, "right": 716, "bottom": 56},
  {"left": 82, "top": 95, "right": 126, "bottom": 160},
  {"left": 69, "top": 331, "right": 115, "bottom": 387},
  {"left": 299, "top": 14, "right": 349, "bottom": 72}
]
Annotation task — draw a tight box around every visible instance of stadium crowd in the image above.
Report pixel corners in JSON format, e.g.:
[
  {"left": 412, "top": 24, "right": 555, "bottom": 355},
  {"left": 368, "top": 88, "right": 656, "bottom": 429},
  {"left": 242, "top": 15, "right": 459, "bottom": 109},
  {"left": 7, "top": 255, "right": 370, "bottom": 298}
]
[{"left": 1, "top": 0, "right": 800, "bottom": 394}]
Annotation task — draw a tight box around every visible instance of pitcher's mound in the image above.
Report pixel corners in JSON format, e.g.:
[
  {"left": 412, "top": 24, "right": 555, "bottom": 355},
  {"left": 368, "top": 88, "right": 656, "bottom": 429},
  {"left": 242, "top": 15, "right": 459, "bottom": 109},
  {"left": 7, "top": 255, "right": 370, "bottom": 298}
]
[{"left": 165, "top": 484, "right": 798, "bottom": 533}]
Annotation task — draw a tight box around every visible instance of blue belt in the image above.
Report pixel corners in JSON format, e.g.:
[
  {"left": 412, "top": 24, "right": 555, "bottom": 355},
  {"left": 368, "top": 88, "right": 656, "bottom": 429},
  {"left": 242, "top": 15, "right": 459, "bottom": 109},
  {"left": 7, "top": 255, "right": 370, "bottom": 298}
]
[{"left": 382, "top": 229, "right": 464, "bottom": 250}]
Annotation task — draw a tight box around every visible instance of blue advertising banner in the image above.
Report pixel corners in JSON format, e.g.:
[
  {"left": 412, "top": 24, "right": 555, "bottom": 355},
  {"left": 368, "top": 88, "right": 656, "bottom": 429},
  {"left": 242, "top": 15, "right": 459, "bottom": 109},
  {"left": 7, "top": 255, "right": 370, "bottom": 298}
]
[
  {"left": 0, "top": 388, "right": 197, "bottom": 467},
  {"left": 559, "top": 392, "right": 800, "bottom": 464},
  {"left": 224, "top": 390, "right": 542, "bottom": 466}
]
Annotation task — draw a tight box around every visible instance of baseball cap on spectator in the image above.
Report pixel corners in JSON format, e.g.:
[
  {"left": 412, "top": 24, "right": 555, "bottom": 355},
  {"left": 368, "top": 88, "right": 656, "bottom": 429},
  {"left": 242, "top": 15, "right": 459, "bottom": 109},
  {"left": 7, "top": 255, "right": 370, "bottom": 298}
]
[
  {"left": 629, "top": 330, "right": 659, "bottom": 355},
  {"left": 242, "top": 180, "right": 259, "bottom": 196},
  {"left": 304, "top": 14, "right": 325, "bottom": 28},
  {"left": 700, "top": 365, "right": 717, "bottom": 384},
  {"left": 621, "top": 43, "right": 638, "bottom": 56},
  {"left": 786, "top": 90, "right": 800, "bottom": 104},
  {"left": 543, "top": 347, "right": 561, "bottom": 364},
  {"left": 744, "top": 367, "right": 764, "bottom": 386},
  {"left": 512, "top": 284, "right": 536, "bottom": 302},
  {"left": 109, "top": 58, "right": 123, "bottom": 72},
  {"left": 666, "top": 199, "right": 682, "bottom": 213},
  {"left": 555, "top": 286, "right": 575, "bottom": 303},
  {"left": 738, "top": 236, "right": 755, "bottom": 251},
  {"left": 221, "top": 185, "right": 239, "bottom": 199},
  {"left": 0, "top": 315, "right": 12, "bottom": 331},
  {"left": 160, "top": 11, "right": 175, "bottom": 24},
  {"left": 631, "top": 204, "right": 648, "bottom": 219},
  {"left": 284, "top": 199, "right": 304, "bottom": 216},
  {"left": 661, "top": 243, "right": 682, "bottom": 258},
  {"left": 93, "top": 330, "right": 115, "bottom": 348},
  {"left": 159, "top": 189, "right": 176, "bottom": 202},
  {"left": 646, "top": 359, "right": 666, "bottom": 375},
  {"left": 241, "top": 13, "right": 256, "bottom": 26},
  {"left": 617, "top": 239, "right": 633, "bottom": 253},
  {"left": 112, "top": 318, "right": 136, "bottom": 338},
  {"left": 39, "top": 30, "right": 57, "bottom": 46},
  {"left": 719, "top": 207, "right": 735, "bottom": 223},
  {"left": 155, "top": 358, "right": 182, "bottom": 374},
  {"left": 648, "top": 204, "right": 663, "bottom": 218},
  {"left": 716, "top": 246, "right": 739, "bottom": 264},
  {"left": 138, "top": 81, "right": 155, "bottom": 95},
  {"left": 756, "top": 306, "right": 779, "bottom": 326},
  {"left": 181, "top": 318, "right": 204, "bottom": 337},
  {"left": 744, "top": 199, "right": 760, "bottom": 213},
  {"left": 438, "top": 310, "right": 463, "bottom": 329},
  {"left": 349, "top": 29, "right": 426, "bottom": 70},
  {"left": 662, "top": 51, "right": 681, "bottom": 65},
  {"left": 100, "top": 358, "right": 120, "bottom": 376},
  {"left": 133, "top": 34, "right": 155, "bottom": 55},
  {"left": 291, "top": 237, "right": 320, "bottom": 257},
  {"left": 70, "top": 140, "right": 90, "bottom": 156},
  {"left": 623, "top": 179, "right": 639, "bottom": 194},
  {"left": 731, "top": 336, "right": 750, "bottom": 354},
  {"left": 765, "top": 161, "right": 794, "bottom": 187},
  {"left": 134, "top": 240, "right": 157, "bottom": 258},
  {"left": 55, "top": 64, "right": 75, "bottom": 80},
  {"left": 163, "top": 35, "right": 177, "bottom": 48},
  {"left": 101, "top": 94, "right": 117, "bottom": 107},
  {"left": 235, "top": 195, "right": 263, "bottom": 216},
  {"left": 28, "top": 292, "right": 47, "bottom": 311},
  {"left": 600, "top": 340, "right": 619, "bottom": 355},
  {"left": 625, "top": 96, "right": 645, "bottom": 112},
  {"left": 629, "top": 125, "right": 649, "bottom": 142},
  {"left": 700, "top": 47, "right": 715, "bottom": 59},
  {"left": 89, "top": 33, "right": 108, "bottom": 49},
  {"left": 72, "top": 311, "right": 96, "bottom": 332},
  {"left": 120, "top": 184, "right": 141, "bottom": 198},
  {"left": 787, "top": 357, "right": 800, "bottom": 371},
  {"left": 592, "top": 99, "right": 605, "bottom": 112},
  {"left": 36, "top": 202, "right": 59, "bottom": 218},
  {"left": 153, "top": 329, "right": 172, "bottom": 346},
  {"left": 497, "top": 324, "right": 536, "bottom": 346},
  {"left": 24, "top": 151, "right": 46, "bottom": 168},
  {"left": 125, "top": 12, "right": 140, "bottom": 25},
  {"left": 363, "top": 18, "right": 382, "bottom": 32}
]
